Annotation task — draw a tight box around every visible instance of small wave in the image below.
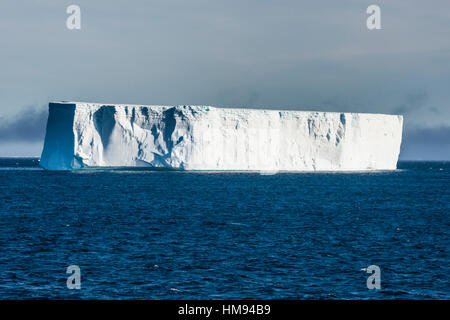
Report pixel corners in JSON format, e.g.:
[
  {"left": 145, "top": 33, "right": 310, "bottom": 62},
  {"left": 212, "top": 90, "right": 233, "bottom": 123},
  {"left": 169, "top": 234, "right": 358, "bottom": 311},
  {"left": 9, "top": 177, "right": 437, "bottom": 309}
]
[
  {"left": 0, "top": 167, "right": 43, "bottom": 171},
  {"left": 229, "top": 222, "right": 249, "bottom": 227}
]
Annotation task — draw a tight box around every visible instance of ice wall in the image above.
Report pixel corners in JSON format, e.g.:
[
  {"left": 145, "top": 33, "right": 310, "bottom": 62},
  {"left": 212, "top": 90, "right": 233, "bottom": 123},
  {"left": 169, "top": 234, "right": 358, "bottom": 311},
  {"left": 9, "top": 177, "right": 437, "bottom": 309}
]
[{"left": 40, "top": 102, "right": 403, "bottom": 171}]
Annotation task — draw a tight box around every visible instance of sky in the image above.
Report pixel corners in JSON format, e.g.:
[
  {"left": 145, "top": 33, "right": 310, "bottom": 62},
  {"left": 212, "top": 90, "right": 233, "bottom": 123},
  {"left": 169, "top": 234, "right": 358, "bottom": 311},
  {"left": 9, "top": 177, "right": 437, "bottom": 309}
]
[{"left": 0, "top": 0, "right": 449, "bottom": 159}]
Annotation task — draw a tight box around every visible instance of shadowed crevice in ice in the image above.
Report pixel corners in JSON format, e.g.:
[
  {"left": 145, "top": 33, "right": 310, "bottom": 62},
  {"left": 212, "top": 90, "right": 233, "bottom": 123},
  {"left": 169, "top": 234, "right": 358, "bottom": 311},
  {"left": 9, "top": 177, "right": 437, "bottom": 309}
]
[
  {"left": 93, "top": 106, "right": 116, "bottom": 151},
  {"left": 162, "top": 107, "right": 177, "bottom": 156}
]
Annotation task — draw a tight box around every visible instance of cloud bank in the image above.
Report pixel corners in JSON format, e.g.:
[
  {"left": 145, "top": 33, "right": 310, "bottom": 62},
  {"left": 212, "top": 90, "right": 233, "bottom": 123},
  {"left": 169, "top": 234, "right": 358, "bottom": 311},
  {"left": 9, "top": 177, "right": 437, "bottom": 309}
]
[{"left": 0, "top": 107, "right": 47, "bottom": 142}]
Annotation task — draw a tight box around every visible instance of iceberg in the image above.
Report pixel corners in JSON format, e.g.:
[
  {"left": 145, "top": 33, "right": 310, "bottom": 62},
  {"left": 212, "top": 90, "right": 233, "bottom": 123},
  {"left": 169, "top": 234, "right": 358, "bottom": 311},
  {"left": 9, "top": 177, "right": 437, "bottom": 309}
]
[{"left": 40, "top": 102, "right": 403, "bottom": 171}]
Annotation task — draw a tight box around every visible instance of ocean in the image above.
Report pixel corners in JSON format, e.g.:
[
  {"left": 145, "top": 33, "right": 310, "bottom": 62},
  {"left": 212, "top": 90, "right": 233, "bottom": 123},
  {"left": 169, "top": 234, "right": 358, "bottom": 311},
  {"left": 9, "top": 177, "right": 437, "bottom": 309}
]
[{"left": 0, "top": 158, "right": 448, "bottom": 299}]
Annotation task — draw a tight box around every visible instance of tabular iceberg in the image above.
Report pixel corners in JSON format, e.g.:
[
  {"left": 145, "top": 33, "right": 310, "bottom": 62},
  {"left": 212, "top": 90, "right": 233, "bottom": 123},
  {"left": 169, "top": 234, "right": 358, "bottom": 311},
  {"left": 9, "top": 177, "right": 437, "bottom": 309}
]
[{"left": 40, "top": 102, "right": 403, "bottom": 171}]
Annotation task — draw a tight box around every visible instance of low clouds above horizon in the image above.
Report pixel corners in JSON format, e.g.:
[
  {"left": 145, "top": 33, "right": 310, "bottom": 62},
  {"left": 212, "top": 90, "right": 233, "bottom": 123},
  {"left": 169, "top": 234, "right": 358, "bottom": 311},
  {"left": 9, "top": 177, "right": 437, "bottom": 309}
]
[
  {"left": 0, "top": 107, "right": 47, "bottom": 143},
  {"left": 0, "top": 0, "right": 449, "bottom": 158}
]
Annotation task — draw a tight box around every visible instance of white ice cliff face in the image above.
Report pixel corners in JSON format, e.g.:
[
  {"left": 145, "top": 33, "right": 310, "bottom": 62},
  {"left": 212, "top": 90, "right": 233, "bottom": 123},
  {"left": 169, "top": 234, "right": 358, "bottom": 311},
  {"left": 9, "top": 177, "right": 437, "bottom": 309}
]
[{"left": 40, "top": 102, "right": 403, "bottom": 171}]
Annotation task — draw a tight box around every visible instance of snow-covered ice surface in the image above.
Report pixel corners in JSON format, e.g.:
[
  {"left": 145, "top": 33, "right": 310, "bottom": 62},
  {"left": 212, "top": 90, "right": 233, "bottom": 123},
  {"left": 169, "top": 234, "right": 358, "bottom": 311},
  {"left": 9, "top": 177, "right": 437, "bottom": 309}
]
[{"left": 40, "top": 102, "right": 403, "bottom": 171}]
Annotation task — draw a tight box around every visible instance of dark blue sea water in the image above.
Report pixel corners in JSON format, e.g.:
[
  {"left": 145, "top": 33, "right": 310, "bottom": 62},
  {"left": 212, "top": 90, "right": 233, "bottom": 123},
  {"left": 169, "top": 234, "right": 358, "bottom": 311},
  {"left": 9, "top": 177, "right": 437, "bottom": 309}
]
[{"left": 0, "top": 158, "right": 448, "bottom": 299}]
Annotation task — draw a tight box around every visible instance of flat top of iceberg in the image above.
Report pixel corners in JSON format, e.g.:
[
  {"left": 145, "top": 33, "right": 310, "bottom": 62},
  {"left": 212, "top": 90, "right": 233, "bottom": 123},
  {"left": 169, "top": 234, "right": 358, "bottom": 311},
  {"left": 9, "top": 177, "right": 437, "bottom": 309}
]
[{"left": 53, "top": 101, "right": 402, "bottom": 117}]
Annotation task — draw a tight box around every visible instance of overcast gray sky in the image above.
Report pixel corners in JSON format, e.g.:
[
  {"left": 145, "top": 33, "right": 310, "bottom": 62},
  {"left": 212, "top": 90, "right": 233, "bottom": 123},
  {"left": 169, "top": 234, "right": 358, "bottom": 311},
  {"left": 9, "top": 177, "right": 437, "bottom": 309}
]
[{"left": 0, "top": 0, "right": 449, "bottom": 159}]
